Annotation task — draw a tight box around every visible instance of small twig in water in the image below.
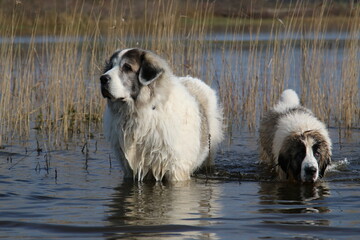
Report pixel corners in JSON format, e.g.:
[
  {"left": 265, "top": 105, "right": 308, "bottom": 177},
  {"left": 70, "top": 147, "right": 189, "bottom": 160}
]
[
  {"left": 81, "top": 142, "right": 88, "bottom": 154},
  {"left": 44, "top": 154, "right": 50, "bottom": 174},
  {"left": 94, "top": 141, "right": 98, "bottom": 153},
  {"left": 43, "top": 143, "right": 51, "bottom": 174},
  {"left": 8, "top": 149, "right": 36, "bottom": 170},
  {"left": 35, "top": 162, "right": 41, "bottom": 172},
  {"left": 36, "top": 140, "right": 42, "bottom": 155}
]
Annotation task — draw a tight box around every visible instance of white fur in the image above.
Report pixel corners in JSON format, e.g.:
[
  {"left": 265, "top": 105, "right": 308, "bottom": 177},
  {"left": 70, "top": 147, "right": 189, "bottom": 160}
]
[
  {"left": 103, "top": 49, "right": 223, "bottom": 181},
  {"left": 273, "top": 89, "right": 300, "bottom": 112},
  {"left": 178, "top": 76, "right": 224, "bottom": 165}
]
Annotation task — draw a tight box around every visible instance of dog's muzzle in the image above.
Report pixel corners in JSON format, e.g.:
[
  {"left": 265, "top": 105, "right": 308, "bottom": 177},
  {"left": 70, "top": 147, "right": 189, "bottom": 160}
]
[
  {"left": 100, "top": 74, "right": 113, "bottom": 99},
  {"left": 303, "top": 166, "right": 318, "bottom": 183}
]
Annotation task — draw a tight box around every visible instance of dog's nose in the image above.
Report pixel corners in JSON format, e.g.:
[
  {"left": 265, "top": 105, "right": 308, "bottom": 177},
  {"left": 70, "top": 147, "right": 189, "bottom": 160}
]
[
  {"left": 100, "top": 74, "right": 111, "bottom": 85},
  {"left": 305, "top": 166, "right": 317, "bottom": 176}
]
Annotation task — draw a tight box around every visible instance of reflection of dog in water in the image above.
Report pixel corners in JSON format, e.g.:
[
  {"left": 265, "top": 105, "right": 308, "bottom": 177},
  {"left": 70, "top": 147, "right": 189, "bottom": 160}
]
[
  {"left": 259, "top": 89, "right": 332, "bottom": 183},
  {"left": 107, "top": 181, "right": 221, "bottom": 232},
  {"left": 258, "top": 181, "right": 331, "bottom": 214},
  {"left": 101, "top": 48, "right": 223, "bottom": 181}
]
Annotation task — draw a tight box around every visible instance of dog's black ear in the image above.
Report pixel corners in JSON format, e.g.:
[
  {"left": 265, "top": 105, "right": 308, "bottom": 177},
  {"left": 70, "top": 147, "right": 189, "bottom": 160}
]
[
  {"left": 139, "top": 54, "right": 164, "bottom": 85},
  {"left": 278, "top": 153, "right": 289, "bottom": 175},
  {"left": 319, "top": 157, "right": 331, "bottom": 178}
]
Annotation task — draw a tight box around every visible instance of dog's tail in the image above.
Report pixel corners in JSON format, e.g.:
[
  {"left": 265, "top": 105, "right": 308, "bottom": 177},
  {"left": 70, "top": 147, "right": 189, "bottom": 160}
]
[
  {"left": 273, "top": 89, "right": 300, "bottom": 112},
  {"left": 280, "top": 89, "right": 300, "bottom": 107}
]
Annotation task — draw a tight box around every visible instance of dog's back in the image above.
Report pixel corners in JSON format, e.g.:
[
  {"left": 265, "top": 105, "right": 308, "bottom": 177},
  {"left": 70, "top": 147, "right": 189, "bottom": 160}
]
[{"left": 179, "top": 77, "right": 223, "bottom": 166}]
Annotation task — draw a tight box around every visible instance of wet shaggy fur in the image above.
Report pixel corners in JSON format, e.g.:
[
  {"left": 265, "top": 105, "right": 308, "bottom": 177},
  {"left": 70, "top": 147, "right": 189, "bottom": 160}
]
[
  {"left": 100, "top": 48, "right": 223, "bottom": 181},
  {"left": 259, "top": 89, "right": 332, "bottom": 182}
]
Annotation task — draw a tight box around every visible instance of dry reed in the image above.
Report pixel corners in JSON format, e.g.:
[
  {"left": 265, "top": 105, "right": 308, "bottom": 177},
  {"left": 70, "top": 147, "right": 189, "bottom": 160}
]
[{"left": 0, "top": 0, "right": 359, "bottom": 147}]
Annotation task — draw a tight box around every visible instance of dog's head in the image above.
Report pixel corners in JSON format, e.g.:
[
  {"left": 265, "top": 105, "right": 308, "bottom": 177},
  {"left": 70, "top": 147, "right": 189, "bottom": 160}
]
[
  {"left": 100, "top": 48, "right": 168, "bottom": 103},
  {"left": 277, "top": 130, "right": 331, "bottom": 183}
]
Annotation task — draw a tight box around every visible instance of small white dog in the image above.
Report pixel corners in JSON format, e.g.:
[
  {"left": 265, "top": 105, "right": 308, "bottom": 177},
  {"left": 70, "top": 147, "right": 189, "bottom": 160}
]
[
  {"left": 100, "top": 48, "right": 223, "bottom": 181},
  {"left": 259, "top": 89, "right": 332, "bottom": 183}
]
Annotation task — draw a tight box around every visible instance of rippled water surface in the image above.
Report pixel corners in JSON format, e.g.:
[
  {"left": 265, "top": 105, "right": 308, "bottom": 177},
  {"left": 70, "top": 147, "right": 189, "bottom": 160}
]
[{"left": 0, "top": 127, "right": 359, "bottom": 239}]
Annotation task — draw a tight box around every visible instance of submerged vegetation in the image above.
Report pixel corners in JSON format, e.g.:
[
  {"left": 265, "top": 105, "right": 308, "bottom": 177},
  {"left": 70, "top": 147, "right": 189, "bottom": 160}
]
[{"left": 0, "top": 0, "right": 359, "bottom": 147}]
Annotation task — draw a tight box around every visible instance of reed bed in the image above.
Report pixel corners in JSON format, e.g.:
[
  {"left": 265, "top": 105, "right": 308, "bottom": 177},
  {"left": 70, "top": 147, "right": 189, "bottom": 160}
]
[{"left": 0, "top": 0, "right": 359, "bottom": 147}]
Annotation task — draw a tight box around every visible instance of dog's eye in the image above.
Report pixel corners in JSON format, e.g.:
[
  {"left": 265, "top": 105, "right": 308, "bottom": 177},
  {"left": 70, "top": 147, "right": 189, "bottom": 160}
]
[
  {"left": 295, "top": 152, "right": 304, "bottom": 161},
  {"left": 314, "top": 151, "right": 321, "bottom": 160},
  {"left": 103, "top": 60, "right": 112, "bottom": 73},
  {"left": 122, "top": 63, "right": 132, "bottom": 72},
  {"left": 312, "top": 144, "right": 321, "bottom": 159}
]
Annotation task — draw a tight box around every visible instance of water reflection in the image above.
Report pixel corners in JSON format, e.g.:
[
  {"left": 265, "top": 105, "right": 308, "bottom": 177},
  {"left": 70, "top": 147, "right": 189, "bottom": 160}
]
[
  {"left": 257, "top": 182, "right": 331, "bottom": 228},
  {"left": 106, "top": 180, "right": 222, "bottom": 239},
  {"left": 258, "top": 182, "right": 330, "bottom": 213}
]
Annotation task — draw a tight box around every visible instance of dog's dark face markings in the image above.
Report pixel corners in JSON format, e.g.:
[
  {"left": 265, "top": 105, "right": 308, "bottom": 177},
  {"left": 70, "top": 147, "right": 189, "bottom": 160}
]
[
  {"left": 278, "top": 130, "right": 331, "bottom": 183},
  {"left": 100, "top": 48, "right": 164, "bottom": 102}
]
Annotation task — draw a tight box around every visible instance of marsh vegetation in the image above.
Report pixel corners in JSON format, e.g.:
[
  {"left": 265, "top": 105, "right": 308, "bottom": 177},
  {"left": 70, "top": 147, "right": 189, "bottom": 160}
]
[{"left": 0, "top": 0, "right": 359, "bottom": 147}]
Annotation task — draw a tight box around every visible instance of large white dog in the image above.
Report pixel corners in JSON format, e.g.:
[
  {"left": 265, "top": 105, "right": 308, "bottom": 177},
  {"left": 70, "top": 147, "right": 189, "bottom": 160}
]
[
  {"left": 259, "top": 89, "right": 332, "bottom": 183},
  {"left": 100, "top": 48, "right": 223, "bottom": 181}
]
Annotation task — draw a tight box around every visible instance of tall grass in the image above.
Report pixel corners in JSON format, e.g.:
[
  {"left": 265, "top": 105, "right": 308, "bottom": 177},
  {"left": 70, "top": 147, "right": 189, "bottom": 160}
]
[{"left": 0, "top": 0, "right": 359, "bottom": 147}]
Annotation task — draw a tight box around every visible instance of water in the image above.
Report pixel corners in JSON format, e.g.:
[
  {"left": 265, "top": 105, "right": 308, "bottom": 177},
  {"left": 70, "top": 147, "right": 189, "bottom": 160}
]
[
  {"left": 1, "top": 32, "right": 359, "bottom": 239},
  {"left": 0, "top": 127, "right": 359, "bottom": 239}
]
